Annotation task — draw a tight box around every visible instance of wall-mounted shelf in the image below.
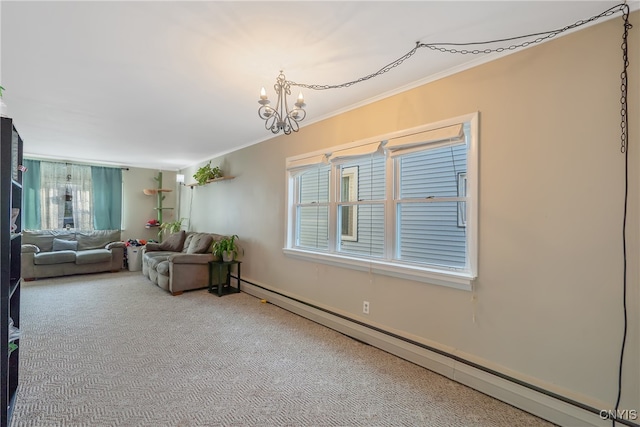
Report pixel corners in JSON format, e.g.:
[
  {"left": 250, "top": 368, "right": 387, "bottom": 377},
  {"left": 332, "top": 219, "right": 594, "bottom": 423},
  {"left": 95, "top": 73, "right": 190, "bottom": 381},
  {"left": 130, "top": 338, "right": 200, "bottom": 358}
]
[
  {"left": 143, "top": 188, "right": 173, "bottom": 196},
  {"left": 186, "top": 176, "right": 234, "bottom": 188}
]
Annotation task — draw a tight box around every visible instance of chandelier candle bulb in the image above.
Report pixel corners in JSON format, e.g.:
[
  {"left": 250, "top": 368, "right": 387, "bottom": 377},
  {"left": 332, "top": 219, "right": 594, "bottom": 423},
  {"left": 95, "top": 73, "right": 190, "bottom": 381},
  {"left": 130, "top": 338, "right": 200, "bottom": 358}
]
[
  {"left": 260, "top": 87, "right": 268, "bottom": 100},
  {"left": 296, "top": 92, "right": 305, "bottom": 106}
]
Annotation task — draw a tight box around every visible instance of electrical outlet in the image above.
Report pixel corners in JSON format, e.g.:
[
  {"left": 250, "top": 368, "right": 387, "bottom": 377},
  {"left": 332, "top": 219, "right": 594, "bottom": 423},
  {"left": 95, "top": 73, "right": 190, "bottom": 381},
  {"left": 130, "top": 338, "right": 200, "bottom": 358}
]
[{"left": 363, "top": 301, "right": 370, "bottom": 314}]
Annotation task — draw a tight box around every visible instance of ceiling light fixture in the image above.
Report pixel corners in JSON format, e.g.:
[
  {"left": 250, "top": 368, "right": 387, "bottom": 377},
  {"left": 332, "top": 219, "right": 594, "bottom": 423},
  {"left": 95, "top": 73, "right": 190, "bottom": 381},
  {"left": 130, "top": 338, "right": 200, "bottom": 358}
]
[{"left": 258, "top": 71, "right": 306, "bottom": 135}]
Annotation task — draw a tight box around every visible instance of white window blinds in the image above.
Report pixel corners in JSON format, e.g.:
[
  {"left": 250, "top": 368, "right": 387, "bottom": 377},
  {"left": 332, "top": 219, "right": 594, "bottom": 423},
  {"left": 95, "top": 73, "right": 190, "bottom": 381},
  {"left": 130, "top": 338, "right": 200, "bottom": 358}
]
[
  {"left": 328, "top": 142, "right": 383, "bottom": 162},
  {"left": 286, "top": 154, "right": 328, "bottom": 174},
  {"left": 386, "top": 124, "right": 464, "bottom": 156}
]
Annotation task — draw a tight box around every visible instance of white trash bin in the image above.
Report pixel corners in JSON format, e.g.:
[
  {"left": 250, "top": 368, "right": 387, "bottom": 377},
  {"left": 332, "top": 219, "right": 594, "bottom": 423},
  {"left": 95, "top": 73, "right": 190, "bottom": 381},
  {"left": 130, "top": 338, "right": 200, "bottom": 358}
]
[{"left": 127, "top": 246, "right": 143, "bottom": 272}]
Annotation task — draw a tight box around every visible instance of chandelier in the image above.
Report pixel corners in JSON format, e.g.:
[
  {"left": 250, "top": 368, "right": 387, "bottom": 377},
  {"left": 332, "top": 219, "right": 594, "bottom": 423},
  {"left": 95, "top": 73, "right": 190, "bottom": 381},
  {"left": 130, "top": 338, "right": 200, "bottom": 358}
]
[{"left": 258, "top": 71, "right": 306, "bottom": 135}]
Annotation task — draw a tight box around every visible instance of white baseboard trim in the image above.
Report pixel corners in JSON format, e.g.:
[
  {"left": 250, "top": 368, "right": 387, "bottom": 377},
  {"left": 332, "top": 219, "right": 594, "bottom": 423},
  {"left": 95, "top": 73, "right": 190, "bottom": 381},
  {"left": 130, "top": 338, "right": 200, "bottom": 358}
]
[{"left": 240, "top": 280, "right": 633, "bottom": 427}]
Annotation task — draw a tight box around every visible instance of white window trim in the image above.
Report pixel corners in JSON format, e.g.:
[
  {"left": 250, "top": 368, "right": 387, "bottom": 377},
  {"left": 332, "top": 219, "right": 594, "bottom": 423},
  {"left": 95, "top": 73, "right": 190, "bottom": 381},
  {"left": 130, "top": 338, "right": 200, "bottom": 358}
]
[
  {"left": 283, "top": 247, "right": 474, "bottom": 290},
  {"left": 339, "top": 166, "right": 359, "bottom": 242},
  {"left": 457, "top": 172, "right": 467, "bottom": 228},
  {"left": 284, "top": 112, "right": 478, "bottom": 291}
]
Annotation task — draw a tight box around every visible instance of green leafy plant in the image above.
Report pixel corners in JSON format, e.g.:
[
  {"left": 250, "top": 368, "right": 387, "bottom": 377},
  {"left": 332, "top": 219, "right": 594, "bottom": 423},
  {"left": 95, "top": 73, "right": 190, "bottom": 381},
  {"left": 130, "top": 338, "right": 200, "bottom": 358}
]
[
  {"left": 0, "top": 86, "right": 5, "bottom": 97},
  {"left": 193, "top": 161, "right": 222, "bottom": 186},
  {"left": 160, "top": 218, "right": 184, "bottom": 234},
  {"left": 212, "top": 234, "right": 239, "bottom": 261}
]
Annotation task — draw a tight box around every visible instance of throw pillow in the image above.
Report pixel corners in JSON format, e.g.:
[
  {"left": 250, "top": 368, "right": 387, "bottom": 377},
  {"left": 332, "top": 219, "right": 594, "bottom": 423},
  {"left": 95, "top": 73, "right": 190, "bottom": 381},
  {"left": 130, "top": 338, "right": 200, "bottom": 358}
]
[
  {"left": 181, "top": 234, "right": 194, "bottom": 253},
  {"left": 52, "top": 238, "right": 78, "bottom": 252},
  {"left": 186, "top": 234, "right": 213, "bottom": 254},
  {"left": 159, "top": 230, "right": 186, "bottom": 252}
]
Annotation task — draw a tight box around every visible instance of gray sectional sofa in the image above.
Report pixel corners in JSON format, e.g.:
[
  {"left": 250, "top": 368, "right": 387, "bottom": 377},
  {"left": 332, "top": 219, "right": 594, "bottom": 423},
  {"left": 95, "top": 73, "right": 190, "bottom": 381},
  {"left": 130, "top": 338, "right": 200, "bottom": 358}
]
[
  {"left": 142, "top": 231, "right": 228, "bottom": 295},
  {"left": 21, "top": 229, "right": 125, "bottom": 280}
]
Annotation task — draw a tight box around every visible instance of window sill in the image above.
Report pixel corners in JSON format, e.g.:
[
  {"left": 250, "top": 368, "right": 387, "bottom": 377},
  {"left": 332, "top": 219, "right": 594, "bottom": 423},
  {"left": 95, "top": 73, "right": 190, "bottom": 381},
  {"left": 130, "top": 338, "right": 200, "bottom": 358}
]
[{"left": 283, "top": 248, "right": 475, "bottom": 291}]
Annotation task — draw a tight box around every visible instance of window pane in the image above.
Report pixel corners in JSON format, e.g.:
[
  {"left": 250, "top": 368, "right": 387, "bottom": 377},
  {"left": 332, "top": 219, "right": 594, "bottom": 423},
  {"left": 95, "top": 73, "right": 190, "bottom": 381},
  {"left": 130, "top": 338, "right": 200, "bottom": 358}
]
[
  {"left": 339, "top": 203, "right": 384, "bottom": 257},
  {"left": 340, "top": 166, "right": 358, "bottom": 241},
  {"left": 340, "top": 156, "right": 385, "bottom": 201},
  {"left": 400, "top": 143, "right": 466, "bottom": 199},
  {"left": 39, "top": 161, "right": 94, "bottom": 230},
  {"left": 457, "top": 172, "right": 467, "bottom": 227},
  {"left": 299, "top": 166, "right": 330, "bottom": 203},
  {"left": 397, "top": 202, "right": 466, "bottom": 268},
  {"left": 340, "top": 204, "right": 357, "bottom": 240},
  {"left": 297, "top": 205, "right": 329, "bottom": 250},
  {"left": 63, "top": 184, "right": 74, "bottom": 228}
]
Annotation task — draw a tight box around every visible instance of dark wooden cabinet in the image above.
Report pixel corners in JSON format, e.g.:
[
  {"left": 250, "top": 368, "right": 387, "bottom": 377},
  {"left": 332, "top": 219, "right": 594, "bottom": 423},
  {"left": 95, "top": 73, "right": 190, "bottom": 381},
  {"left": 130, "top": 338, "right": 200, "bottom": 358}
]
[{"left": 1, "top": 116, "right": 22, "bottom": 427}]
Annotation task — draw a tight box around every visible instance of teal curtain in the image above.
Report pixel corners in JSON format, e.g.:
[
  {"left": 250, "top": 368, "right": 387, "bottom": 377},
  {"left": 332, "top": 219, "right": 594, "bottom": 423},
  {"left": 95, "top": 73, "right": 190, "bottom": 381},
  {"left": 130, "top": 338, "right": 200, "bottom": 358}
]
[
  {"left": 91, "top": 166, "right": 122, "bottom": 230},
  {"left": 22, "top": 159, "right": 41, "bottom": 230}
]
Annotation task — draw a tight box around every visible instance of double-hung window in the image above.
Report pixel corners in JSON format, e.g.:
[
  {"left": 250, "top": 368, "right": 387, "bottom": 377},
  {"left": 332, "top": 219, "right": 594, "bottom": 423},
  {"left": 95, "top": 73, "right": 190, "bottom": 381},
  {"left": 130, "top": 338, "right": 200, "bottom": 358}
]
[
  {"left": 331, "top": 142, "right": 386, "bottom": 258},
  {"left": 285, "top": 113, "right": 478, "bottom": 290},
  {"left": 295, "top": 163, "right": 330, "bottom": 250},
  {"left": 22, "top": 159, "right": 123, "bottom": 231}
]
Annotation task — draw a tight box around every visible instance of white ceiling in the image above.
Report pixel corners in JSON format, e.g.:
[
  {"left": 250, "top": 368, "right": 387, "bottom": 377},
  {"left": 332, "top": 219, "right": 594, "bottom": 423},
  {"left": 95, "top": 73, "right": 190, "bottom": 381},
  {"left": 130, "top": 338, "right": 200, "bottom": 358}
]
[{"left": 1, "top": 1, "right": 633, "bottom": 171}]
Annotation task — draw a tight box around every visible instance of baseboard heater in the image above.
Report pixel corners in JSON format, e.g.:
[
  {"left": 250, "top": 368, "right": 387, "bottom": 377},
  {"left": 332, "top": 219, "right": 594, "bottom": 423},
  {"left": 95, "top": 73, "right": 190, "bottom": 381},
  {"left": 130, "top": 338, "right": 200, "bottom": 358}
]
[{"left": 235, "top": 276, "right": 638, "bottom": 427}]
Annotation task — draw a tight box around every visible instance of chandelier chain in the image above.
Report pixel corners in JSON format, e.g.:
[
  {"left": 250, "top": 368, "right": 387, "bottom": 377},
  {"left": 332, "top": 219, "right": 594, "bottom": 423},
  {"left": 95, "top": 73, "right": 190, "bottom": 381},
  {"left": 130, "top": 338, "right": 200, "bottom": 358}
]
[
  {"left": 289, "top": 4, "right": 628, "bottom": 91},
  {"left": 620, "top": 4, "right": 631, "bottom": 153},
  {"left": 614, "top": 6, "right": 631, "bottom": 427}
]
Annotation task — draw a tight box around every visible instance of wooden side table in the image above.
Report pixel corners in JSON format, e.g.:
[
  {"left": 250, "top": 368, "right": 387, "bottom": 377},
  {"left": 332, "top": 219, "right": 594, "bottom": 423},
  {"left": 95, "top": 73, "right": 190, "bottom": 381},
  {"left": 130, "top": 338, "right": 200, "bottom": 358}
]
[{"left": 208, "top": 260, "right": 241, "bottom": 297}]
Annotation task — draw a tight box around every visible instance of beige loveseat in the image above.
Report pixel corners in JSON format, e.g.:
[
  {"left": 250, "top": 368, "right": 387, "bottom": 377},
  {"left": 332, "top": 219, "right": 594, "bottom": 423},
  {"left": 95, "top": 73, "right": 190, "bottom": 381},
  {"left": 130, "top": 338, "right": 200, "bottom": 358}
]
[
  {"left": 142, "top": 231, "right": 228, "bottom": 295},
  {"left": 21, "top": 229, "right": 125, "bottom": 280}
]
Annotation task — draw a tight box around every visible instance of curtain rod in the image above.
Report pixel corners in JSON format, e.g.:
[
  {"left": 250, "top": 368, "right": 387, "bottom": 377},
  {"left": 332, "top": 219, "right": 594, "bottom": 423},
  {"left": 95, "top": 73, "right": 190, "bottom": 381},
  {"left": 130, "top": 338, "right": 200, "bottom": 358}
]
[
  {"left": 62, "top": 161, "right": 129, "bottom": 170},
  {"left": 25, "top": 156, "right": 130, "bottom": 170}
]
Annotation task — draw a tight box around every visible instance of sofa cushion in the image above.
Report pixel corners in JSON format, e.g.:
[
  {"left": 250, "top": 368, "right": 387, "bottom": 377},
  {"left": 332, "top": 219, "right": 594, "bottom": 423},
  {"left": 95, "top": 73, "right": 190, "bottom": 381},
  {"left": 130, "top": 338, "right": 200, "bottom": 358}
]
[
  {"left": 148, "top": 255, "right": 171, "bottom": 270},
  {"left": 52, "top": 238, "right": 78, "bottom": 252},
  {"left": 34, "top": 250, "right": 76, "bottom": 265},
  {"left": 77, "top": 230, "right": 121, "bottom": 250},
  {"left": 181, "top": 234, "right": 194, "bottom": 253},
  {"left": 23, "top": 230, "right": 75, "bottom": 252},
  {"left": 186, "top": 233, "right": 213, "bottom": 254},
  {"left": 159, "top": 231, "right": 186, "bottom": 252},
  {"left": 156, "top": 260, "right": 170, "bottom": 276},
  {"left": 75, "top": 249, "right": 112, "bottom": 265}
]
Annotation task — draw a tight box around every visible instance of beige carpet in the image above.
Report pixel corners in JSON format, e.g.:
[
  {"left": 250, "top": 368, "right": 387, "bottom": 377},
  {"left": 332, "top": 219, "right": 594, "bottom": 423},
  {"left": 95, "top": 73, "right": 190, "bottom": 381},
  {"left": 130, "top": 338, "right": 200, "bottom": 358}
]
[{"left": 11, "top": 271, "right": 554, "bottom": 426}]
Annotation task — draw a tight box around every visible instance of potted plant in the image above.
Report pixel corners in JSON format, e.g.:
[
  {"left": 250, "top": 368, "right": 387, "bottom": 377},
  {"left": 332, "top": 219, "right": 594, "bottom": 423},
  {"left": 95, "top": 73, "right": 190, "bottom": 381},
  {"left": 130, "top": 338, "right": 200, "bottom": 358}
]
[
  {"left": 212, "top": 234, "right": 239, "bottom": 262},
  {"left": 193, "top": 161, "right": 222, "bottom": 186},
  {"left": 160, "top": 218, "right": 184, "bottom": 234}
]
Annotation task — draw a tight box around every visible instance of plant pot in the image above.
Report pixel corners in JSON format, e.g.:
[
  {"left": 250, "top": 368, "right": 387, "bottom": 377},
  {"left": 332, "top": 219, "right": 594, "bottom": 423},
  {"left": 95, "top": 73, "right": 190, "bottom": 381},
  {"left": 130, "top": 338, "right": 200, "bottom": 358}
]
[{"left": 222, "top": 251, "right": 234, "bottom": 262}]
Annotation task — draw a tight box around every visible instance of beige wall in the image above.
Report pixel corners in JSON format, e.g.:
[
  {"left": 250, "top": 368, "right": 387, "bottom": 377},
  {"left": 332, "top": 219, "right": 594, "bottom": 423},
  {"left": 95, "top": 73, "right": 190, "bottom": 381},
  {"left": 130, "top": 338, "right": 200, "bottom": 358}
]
[
  {"left": 122, "top": 168, "right": 177, "bottom": 242},
  {"left": 179, "top": 13, "right": 638, "bottom": 410}
]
